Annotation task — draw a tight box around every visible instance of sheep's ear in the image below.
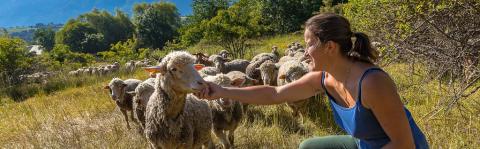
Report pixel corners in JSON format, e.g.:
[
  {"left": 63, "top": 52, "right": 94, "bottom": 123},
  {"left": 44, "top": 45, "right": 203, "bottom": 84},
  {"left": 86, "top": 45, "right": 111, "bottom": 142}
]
[
  {"left": 231, "top": 78, "right": 245, "bottom": 87},
  {"left": 278, "top": 74, "right": 286, "bottom": 80},
  {"left": 104, "top": 85, "right": 110, "bottom": 89}
]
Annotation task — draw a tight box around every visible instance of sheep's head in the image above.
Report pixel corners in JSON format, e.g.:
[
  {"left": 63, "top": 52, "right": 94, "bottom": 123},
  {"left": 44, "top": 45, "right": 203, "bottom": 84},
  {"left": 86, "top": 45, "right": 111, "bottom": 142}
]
[
  {"left": 257, "top": 60, "right": 279, "bottom": 86},
  {"left": 157, "top": 51, "right": 207, "bottom": 94},
  {"left": 219, "top": 50, "right": 230, "bottom": 59},
  {"left": 193, "top": 52, "right": 208, "bottom": 63},
  {"left": 104, "top": 78, "right": 127, "bottom": 101},
  {"left": 204, "top": 74, "right": 244, "bottom": 108}
]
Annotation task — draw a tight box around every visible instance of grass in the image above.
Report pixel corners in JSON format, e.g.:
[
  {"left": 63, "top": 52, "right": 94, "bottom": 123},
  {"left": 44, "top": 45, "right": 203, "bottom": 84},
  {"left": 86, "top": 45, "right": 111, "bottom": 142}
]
[{"left": 1, "top": 34, "right": 479, "bottom": 148}]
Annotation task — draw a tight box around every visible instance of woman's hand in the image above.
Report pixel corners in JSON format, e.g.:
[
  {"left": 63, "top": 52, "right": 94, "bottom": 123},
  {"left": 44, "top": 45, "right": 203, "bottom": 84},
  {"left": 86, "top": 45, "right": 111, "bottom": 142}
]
[{"left": 195, "top": 81, "right": 225, "bottom": 100}]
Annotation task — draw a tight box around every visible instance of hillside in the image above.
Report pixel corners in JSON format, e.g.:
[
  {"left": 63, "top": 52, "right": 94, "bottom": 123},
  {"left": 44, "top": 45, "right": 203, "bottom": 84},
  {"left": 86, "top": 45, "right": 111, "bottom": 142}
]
[
  {"left": 0, "top": 34, "right": 478, "bottom": 148},
  {"left": 3, "top": 23, "right": 63, "bottom": 43}
]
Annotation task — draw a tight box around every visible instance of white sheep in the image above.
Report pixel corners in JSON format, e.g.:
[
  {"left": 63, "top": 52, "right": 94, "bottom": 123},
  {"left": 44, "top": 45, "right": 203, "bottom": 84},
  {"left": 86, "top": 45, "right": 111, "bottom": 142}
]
[
  {"left": 277, "top": 60, "right": 312, "bottom": 122},
  {"left": 198, "top": 66, "right": 220, "bottom": 78},
  {"left": 145, "top": 51, "right": 213, "bottom": 149},
  {"left": 257, "top": 60, "right": 278, "bottom": 86},
  {"left": 104, "top": 78, "right": 142, "bottom": 129},
  {"left": 127, "top": 78, "right": 155, "bottom": 132},
  {"left": 204, "top": 74, "right": 244, "bottom": 149}
]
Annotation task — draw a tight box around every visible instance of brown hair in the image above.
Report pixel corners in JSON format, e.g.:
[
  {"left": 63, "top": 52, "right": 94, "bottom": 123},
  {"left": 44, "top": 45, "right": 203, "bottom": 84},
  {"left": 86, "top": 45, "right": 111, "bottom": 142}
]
[{"left": 305, "top": 13, "right": 378, "bottom": 63}]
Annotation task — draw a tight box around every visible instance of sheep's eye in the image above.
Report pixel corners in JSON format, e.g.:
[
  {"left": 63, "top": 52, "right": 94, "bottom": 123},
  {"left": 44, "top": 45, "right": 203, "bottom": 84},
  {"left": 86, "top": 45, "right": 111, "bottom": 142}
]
[{"left": 171, "top": 68, "right": 177, "bottom": 72}]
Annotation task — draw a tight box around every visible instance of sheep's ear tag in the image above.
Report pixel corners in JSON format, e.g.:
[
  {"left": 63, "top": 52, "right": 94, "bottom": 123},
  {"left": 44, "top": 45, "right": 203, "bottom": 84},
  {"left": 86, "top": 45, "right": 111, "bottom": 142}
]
[
  {"left": 279, "top": 74, "right": 286, "bottom": 80},
  {"left": 127, "top": 91, "right": 136, "bottom": 96},
  {"left": 143, "top": 66, "right": 164, "bottom": 74},
  {"left": 104, "top": 85, "right": 110, "bottom": 89},
  {"left": 194, "top": 64, "right": 205, "bottom": 71}
]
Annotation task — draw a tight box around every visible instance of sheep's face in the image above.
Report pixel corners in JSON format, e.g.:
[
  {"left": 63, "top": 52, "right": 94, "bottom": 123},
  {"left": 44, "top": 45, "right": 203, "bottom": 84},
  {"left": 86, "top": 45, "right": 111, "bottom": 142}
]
[
  {"left": 104, "top": 79, "right": 127, "bottom": 101},
  {"left": 159, "top": 51, "right": 207, "bottom": 94},
  {"left": 258, "top": 61, "right": 278, "bottom": 86}
]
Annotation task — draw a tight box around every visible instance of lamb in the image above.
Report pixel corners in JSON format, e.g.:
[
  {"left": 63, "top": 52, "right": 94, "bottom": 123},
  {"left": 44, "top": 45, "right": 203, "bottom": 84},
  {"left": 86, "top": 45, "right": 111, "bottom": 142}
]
[
  {"left": 125, "top": 60, "right": 136, "bottom": 72},
  {"left": 257, "top": 60, "right": 278, "bottom": 86},
  {"left": 145, "top": 51, "right": 213, "bottom": 149},
  {"left": 127, "top": 78, "right": 155, "bottom": 131},
  {"left": 276, "top": 60, "right": 312, "bottom": 122},
  {"left": 104, "top": 78, "right": 142, "bottom": 129},
  {"left": 204, "top": 74, "right": 244, "bottom": 149},
  {"left": 213, "top": 56, "right": 250, "bottom": 74}
]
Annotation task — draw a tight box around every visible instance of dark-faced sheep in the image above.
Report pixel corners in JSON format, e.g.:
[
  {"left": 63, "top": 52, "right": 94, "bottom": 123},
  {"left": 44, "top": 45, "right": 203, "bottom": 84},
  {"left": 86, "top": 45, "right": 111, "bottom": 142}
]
[
  {"left": 145, "top": 51, "right": 213, "bottom": 149},
  {"left": 213, "top": 56, "right": 250, "bottom": 74},
  {"left": 204, "top": 74, "right": 244, "bottom": 149},
  {"left": 104, "top": 78, "right": 142, "bottom": 129}
]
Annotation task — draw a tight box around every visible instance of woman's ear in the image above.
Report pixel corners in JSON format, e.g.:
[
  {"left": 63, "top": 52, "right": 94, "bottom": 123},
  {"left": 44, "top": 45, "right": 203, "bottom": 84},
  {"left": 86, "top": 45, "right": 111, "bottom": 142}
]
[{"left": 325, "top": 41, "right": 338, "bottom": 55}]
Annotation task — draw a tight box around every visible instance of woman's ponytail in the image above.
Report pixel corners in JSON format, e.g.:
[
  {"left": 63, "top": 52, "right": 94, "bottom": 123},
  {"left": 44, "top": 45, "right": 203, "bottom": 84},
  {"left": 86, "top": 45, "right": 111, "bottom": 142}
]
[{"left": 349, "top": 32, "right": 378, "bottom": 63}]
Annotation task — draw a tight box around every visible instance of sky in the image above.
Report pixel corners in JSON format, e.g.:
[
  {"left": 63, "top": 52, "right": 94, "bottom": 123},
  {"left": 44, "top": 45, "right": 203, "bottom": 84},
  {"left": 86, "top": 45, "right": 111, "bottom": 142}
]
[{"left": 0, "top": 0, "right": 193, "bottom": 27}]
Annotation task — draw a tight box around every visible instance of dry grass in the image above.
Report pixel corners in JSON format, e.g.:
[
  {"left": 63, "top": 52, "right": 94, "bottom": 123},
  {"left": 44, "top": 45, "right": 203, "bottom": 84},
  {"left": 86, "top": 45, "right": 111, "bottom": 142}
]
[{"left": 0, "top": 34, "right": 479, "bottom": 148}]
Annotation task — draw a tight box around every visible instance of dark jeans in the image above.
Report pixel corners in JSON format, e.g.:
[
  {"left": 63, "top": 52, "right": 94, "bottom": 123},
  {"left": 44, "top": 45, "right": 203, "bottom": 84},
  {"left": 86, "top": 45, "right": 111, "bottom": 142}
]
[{"left": 299, "top": 135, "right": 358, "bottom": 149}]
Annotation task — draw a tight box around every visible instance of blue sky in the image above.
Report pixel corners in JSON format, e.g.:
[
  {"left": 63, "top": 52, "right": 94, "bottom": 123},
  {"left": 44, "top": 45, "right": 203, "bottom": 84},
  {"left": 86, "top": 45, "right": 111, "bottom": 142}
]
[{"left": 0, "top": 0, "right": 193, "bottom": 27}]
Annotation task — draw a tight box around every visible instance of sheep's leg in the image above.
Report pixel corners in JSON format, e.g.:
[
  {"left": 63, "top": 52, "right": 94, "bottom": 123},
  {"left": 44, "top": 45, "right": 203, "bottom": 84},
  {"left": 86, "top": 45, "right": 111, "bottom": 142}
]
[
  {"left": 214, "top": 129, "right": 230, "bottom": 149},
  {"left": 121, "top": 109, "right": 131, "bottom": 129},
  {"left": 130, "top": 110, "right": 138, "bottom": 124},
  {"left": 203, "top": 139, "right": 214, "bottom": 149},
  {"left": 228, "top": 130, "right": 235, "bottom": 148}
]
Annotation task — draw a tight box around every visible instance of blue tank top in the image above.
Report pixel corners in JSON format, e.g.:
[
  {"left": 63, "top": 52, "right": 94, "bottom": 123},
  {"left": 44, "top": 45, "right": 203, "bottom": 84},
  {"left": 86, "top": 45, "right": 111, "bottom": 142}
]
[{"left": 321, "top": 68, "right": 429, "bottom": 149}]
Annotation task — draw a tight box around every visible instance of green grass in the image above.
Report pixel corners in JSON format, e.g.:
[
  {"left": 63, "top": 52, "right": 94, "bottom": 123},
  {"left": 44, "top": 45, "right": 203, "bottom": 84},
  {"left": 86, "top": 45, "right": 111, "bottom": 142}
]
[{"left": 0, "top": 34, "right": 479, "bottom": 148}]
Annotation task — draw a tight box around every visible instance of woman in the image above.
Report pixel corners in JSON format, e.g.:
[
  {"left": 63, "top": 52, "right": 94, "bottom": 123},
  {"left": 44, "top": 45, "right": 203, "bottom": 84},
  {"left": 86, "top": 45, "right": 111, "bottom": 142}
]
[{"left": 196, "top": 13, "right": 428, "bottom": 149}]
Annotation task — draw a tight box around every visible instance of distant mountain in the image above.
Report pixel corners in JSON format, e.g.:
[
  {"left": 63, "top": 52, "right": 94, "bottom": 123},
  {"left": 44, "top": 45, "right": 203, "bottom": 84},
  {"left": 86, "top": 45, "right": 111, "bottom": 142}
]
[
  {"left": 3, "top": 23, "right": 63, "bottom": 43},
  {"left": 0, "top": 0, "right": 193, "bottom": 28}
]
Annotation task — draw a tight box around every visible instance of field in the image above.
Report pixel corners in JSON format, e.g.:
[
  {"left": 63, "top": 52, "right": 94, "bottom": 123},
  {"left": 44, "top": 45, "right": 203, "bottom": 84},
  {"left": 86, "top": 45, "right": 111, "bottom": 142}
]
[{"left": 1, "top": 33, "right": 479, "bottom": 148}]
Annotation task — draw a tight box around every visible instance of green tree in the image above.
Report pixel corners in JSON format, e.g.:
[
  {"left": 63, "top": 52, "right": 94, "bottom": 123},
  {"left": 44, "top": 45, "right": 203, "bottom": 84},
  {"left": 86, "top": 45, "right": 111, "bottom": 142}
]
[
  {"left": 134, "top": 2, "right": 181, "bottom": 49},
  {"left": 55, "top": 20, "right": 107, "bottom": 53},
  {"left": 260, "top": 0, "right": 323, "bottom": 33},
  {"left": 79, "top": 9, "right": 135, "bottom": 47},
  {"left": 0, "top": 37, "right": 32, "bottom": 86},
  {"left": 33, "top": 27, "right": 55, "bottom": 51},
  {"left": 203, "top": 0, "right": 264, "bottom": 58}
]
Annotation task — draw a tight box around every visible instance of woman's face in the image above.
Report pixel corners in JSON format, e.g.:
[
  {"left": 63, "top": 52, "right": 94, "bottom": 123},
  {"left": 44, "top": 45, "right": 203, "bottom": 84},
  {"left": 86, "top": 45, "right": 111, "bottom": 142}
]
[{"left": 304, "top": 29, "right": 329, "bottom": 72}]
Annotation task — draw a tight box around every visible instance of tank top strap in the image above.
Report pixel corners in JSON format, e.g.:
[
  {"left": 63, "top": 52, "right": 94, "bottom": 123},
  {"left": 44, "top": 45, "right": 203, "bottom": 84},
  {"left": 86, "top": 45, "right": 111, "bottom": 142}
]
[
  {"left": 357, "top": 67, "right": 385, "bottom": 103},
  {"left": 321, "top": 71, "right": 334, "bottom": 98}
]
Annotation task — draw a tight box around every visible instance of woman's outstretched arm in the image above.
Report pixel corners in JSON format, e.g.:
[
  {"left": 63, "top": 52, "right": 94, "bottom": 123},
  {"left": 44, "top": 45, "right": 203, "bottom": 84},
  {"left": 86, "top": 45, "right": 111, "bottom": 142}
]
[{"left": 197, "top": 71, "right": 325, "bottom": 105}]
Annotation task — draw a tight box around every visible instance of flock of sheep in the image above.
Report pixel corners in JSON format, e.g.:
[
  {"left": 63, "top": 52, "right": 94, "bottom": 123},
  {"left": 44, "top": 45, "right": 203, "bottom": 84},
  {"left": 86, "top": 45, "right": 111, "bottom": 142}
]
[
  {"left": 104, "top": 42, "right": 316, "bottom": 148},
  {"left": 68, "top": 59, "right": 155, "bottom": 77}
]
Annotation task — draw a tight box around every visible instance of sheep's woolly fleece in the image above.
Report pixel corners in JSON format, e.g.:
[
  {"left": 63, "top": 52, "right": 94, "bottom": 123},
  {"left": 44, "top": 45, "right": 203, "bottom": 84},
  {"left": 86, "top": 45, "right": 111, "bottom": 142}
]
[
  {"left": 160, "top": 51, "right": 196, "bottom": 67},
  {"left": 109, "top": 78, "right": 125, "bottom": 87}
]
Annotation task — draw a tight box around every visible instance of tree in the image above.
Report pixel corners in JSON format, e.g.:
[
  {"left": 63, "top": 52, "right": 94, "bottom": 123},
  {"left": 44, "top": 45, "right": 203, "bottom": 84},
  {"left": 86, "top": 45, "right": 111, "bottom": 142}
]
[
  {"left": 260, "top": 0, "right": 323, "bottom": 33},
  {"left": 79, "top": 9, "right": 135, "bottom": 47},
  {"left": 0, "top": 37, "right": 32, "bottom": 86},
  {"left": 55, "top": 20, "right": 107, "bottom": 53},
  {"left": 134, "top": 2, "right": 181, "bottom": 49},
  {"left": 33, "top": 27, "right": 55, "bottom": 51},
  {"left": 203, "top": 0, "right": 264, "bottom": 58}
]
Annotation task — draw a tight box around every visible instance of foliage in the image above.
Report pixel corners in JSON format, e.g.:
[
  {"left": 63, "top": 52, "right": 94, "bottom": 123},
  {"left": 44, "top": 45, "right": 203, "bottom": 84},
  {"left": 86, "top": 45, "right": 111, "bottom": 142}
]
[
  {"left": 33, "top": 27, "right": 55, "bottom": 51},
  {"left": 0, "top": 37, "right": 32, "bottom": 86},
  {"left": 343, "top": 0, "right": 480, "bottom": 116},
  {"left": 55, "top": 20, "right": 106, "bottom": 53},
  {"left": 134, "top": 2, "right": 181, "bottom": 49},
  {"left": 97, "top": 39, "right": 138, "bottom": 63},
  {"left": 259, "top": 0, "right": 323, "bottom": 34},
  {"left": 56, "top": 9, "right": 135, "bottom": 54},
  {"left": 202, "top": 0, "right": 265, "bottom": 58},
  {"left": 79, "top": 9, "right": 135, "bottom": 48}
]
